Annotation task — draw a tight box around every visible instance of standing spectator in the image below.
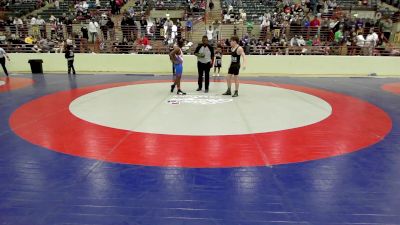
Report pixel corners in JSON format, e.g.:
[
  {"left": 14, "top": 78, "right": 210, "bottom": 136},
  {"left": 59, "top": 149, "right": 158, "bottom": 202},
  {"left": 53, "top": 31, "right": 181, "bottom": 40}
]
[
  {"left": 334, "top": 27, "right": 343, "bottom": 43},
  {"left": 54, "top": 0, "right": 60, "bottom": 9},
  {"left": 206, "top": 25, "right": 214, "bottom": 43},
  {"left": 100, "top": 14, "right": 109, "bottom": 40},
  {"left": 30, "top": 16, "right": 39, "bottom": 38},
  {"left": 213, "top": 46, "right": 222, "bottom": 76},
  {"left": 65, "top": 16, "right": 73, "bottom": 38},
  {"left": 356, "top": 31, "right": 366, "bottom": 55},
  {"left": 209, "top": 0, "right": 214, "bottom": 11},
  {"left": 140, "top": 16, "right": 147, "bottom": 37},
  {"left": 65, "top": 45, "right": 76, "bottom": 75},
  {"left": 36, "top": 16, "right": 46, "bottom": 39},
  {"left": 366, "top": 28, "right": 378, "bottom": 55},
  {"left": 88, "top": 19, "right": 99, "bottom": 43},
  {"left": 194, "top": 36, "right": 214, "bottom": 93},
  {"left": 213, "top": 20, "right": 221, "bottom": 42},
  {"left": 381, "top": 17, "right": 393, "bottom": 41},
  {"left": 185, "top": 18, "right": 192, "bottom": 40},
  {"left": 80, "top": 24, "right": 89, "bottom": 53},
  {"left": 96, "top": 0, "right": 101, "bottom": 8},
  {"left": 0, "top": 47, "right": 10, "bottom": 77},
  {"left": 121, "top": 16, "right": 129, "bottom": 41},
  {"left": 107, "top": 18, "right": 115, "bottom": 41}
]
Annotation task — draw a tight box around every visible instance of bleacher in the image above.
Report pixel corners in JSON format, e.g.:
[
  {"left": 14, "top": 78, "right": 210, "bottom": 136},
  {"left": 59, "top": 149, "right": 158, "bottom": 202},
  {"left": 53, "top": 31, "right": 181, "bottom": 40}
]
[
  {"left": 221, "top": 0, "right": 276, "bottom": 22},
  {"left": 154, "top": 0, "right": 188, "bottom": 10},
  {"left": 37, "top": 0, "right": 112, "bottom": 21},
  {"left": 7, "top": 0, "right": 38, "bottom": 17},
  {"left": 336, "top": 0, "right": 377, "bottom": 9}
]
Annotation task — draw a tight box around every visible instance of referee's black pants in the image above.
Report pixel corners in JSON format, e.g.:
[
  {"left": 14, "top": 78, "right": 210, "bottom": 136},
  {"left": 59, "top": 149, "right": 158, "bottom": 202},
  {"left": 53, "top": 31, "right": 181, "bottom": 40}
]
[
  {"left": 67, "top": 60, "right": 76, "bottom": 74},
  {"left": 0, "top": 57, "right": 8, "bottom": 76},
  {"left": 197, "top": 61, "right": 211, "bottom": 90}
]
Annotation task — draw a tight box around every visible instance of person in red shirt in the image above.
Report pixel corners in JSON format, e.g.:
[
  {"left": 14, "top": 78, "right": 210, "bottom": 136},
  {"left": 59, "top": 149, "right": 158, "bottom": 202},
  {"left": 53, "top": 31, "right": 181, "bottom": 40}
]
[
  {"left": 139, "top": 36, "right": 152, "bottom": 51},
  {"left": 139, "top": 36, "right": 150, "bottom": 46},
  {"left": 310, "top": 16, "right": 321, "bottom": 37},
  {"left": 310, "top": 17, "right": 321, "bottom": 27}
]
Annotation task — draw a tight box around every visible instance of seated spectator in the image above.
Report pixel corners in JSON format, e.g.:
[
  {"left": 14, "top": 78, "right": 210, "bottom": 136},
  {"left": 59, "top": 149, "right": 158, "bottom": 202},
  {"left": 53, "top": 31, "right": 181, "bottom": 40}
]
[
  {"left": 298, "top": 36, "right": 306, "bottom": 46},
  {"left": 24, "top": 35, "right": 35, "bottom": 44},
  {"left": 138, "top": 35, "right": 152, "bottom": 51},
  {"left": 156, "top": 0, "right": 164, "bottom": 7},
  {"left": 290, "top": 35, "right": 299, "bottom": 46},
  {"left": 223, "top": 13, "right": 230, "bottom": 23},
  {"left": 96, "top": 0, "right": 101, "bottom": 8},
  {"left": 311, "top": 34, "right": 320, "bottom": 45}
]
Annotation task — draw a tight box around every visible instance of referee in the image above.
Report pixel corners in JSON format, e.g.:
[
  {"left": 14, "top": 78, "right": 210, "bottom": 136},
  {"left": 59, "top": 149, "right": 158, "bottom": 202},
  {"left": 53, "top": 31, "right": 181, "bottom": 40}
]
[
  {"left": 0, "top": 47, "right": 10, "bottom": 77},
  {"left": 194, "top": 36, "right": 214, "bottom": 93}
]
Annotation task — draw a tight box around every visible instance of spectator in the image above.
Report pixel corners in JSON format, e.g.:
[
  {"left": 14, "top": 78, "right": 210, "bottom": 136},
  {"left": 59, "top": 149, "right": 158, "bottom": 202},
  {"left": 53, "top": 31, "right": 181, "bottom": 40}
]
[
  {"left": 100, "top": 14, "right": 109, "bottom": 40},
  {"left": 312, "top": 35, "right": 321, "bottom": 46},
  {"left": 88, "top": 19, "right": 99, "bottom": 43},
  {"left": 107, "top": 18, "right": 115, "bottom": 41},
  {"left": 186, "top": 18, "right": 192, "bottom": 40},
  {"left": 96, "top": 0, "right": 101, "bottom": 8},
  {"left": 310, "top": 16, "right": 320, "bottom": 27},
  {"left": 138, "top": 35, "right": 152, "bottom": 51},
  {"left": 24, "top": 35, "right": 35, "bottom": 44},
  {"left": 334, "top": 27, "right": 343, "bottom": 43},
  {"left": 290, "top": 35, "right": 299, "bottom": 46},
  {"left": 156, "top": 0, "right": 164, "bottom": 7},
  {"left": 36, "top": 16, "right": 46, "bottom": 39},
  {"left": 209, "top": 0, "right": 214, "bottom": 11},
  {"left": 381, "top": 17, "right": 393, "bottom": 41},
  {"left": 356, "top": 31, "right": 366, "bottom": 55},
  {"left": 206, "top": 25, "right": 214, "bottom": 43}
]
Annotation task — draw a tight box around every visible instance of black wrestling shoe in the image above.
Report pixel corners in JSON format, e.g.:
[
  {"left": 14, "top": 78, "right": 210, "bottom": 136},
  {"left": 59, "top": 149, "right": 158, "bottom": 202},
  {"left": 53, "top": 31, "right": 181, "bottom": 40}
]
[
  {"left": 196, "top": 88, "right": 202, "bottom": 91},
  {"left": 222, "top": 89, "right": 231, "bottom": 95},
  {"left": 171, "top": 84, "right": 175, "bottom": 93},
  {"left": 177, "top": 90, "right": 186, "bottom": 95},
  {"left": 232, "top": 90, "right": 239, "bottom": 97}
]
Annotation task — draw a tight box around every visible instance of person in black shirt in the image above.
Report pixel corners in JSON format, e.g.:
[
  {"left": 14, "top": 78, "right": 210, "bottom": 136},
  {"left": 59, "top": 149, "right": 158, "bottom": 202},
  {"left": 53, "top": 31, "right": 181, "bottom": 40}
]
[
  {"left": 194, "top": 36, "right": 214, "bottom": 92},
  {"left": 65, "top": 45, "right": 76, "bottom": 75},
  {"left": 222, "top": 36, "right": 247, "bottom": 97}
]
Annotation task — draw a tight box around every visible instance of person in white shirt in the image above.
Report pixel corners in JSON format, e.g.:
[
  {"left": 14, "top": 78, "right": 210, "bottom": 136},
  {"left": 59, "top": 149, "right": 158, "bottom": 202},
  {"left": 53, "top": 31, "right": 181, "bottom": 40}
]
[
  {"left": 290, "top": 35, "right": 299, "bottom": 46},
  {"left": 30, "top": 16, "right": 39, "bottom": 38},
  {"left": 366, "top": 28, "right": 378, "bottom": 55},
  {"left": 206, "top": 26, "right": 214, "bottom": 43},
  {"left": 356, "top": 31, "right": 366, "bottom": 55},
  {"left": 223, "top": 13, "right": 230, "bottom": 23},
  {"left": 356, "top": 32, "right": 365, "bottom": 47},
  {"left": 36, "top": 16, "right": 46, "bottom": 38},
  {"left": 171, "top": 24, "right": 178, "bottom": 40},
  {"left": 260, "top": 18, "right": 270, "bottom": 31},
  {"left": 297, "top": 36, "right": 306, "bottom": 46},
  {"left": 55, "top": 0, "right": 60, "bottom": 9},
  {"left": 88, "top": 20, "right": 99, "bottom": 43},
  {"left": 0, "top": 48, "right": 10, "bottom": 77}
]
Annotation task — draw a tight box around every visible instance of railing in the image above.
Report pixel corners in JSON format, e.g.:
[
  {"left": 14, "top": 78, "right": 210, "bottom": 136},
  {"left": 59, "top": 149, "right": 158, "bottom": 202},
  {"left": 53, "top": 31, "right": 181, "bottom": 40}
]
[{"left": 2, "top": 43, "right": 399, "bottom": 56}]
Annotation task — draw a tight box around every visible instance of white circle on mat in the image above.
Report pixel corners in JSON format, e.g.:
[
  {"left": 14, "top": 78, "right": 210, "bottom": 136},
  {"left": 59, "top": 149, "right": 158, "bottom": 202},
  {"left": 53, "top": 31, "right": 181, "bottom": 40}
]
[{"left": 69, "top": 82, "right": 332, "bottom": 136}]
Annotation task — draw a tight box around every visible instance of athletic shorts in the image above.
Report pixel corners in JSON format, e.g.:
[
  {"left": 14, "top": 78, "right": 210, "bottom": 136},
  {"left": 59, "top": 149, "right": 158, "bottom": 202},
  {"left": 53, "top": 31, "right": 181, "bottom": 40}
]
[
  {"left": 174, "top": 63, "right": 183, "bottom": 76},
  {"left": 214, "top": 59, "right": 222, "bottom": 68},
  {"left": 228, "top": 64, "right": 240, "bottom": 75}
]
